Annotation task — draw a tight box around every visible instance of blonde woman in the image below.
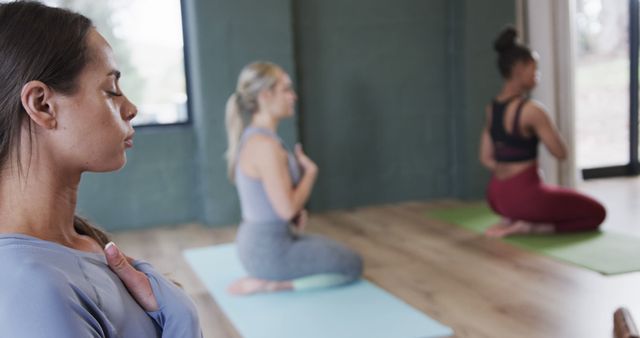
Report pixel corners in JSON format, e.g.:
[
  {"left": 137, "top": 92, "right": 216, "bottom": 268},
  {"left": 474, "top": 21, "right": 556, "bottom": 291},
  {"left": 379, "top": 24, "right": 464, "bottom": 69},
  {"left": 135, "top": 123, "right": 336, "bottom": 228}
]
[{"left": 225, "top": 62, "right": 363, "bottom": 295}]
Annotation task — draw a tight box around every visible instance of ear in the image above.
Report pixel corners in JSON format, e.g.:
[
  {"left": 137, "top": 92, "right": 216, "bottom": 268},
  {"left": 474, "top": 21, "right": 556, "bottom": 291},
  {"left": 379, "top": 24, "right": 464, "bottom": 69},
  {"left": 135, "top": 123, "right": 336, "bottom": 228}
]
[
  {"left": 514, "top": 60, "right": 530, "bottom": 74},
  {"left": 256, "top": 88, "right": 273, "bottom": 107},
  {"left": 20, "top": 80, "right": 57, "bottom": 130},
  {"left": 259, "top": 88, "right": 273, "bottom": 99}
]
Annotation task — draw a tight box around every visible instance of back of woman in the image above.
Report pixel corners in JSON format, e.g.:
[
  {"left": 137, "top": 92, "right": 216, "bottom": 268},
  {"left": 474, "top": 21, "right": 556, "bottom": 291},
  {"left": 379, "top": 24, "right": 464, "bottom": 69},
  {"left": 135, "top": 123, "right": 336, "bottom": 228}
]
[{"left": 479, "top": 27, "right": 606, "bottom": 238}]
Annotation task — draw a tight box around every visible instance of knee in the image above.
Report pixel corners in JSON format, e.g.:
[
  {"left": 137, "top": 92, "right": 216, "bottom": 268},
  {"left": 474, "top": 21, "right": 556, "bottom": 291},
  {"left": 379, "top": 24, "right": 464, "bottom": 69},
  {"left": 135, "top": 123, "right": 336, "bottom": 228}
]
[
  {"left": 584, "top": 201, "right": 606, "bottom": 230},
  {"left": 593, "top": 202, "right": 607, "bottom": 227}
]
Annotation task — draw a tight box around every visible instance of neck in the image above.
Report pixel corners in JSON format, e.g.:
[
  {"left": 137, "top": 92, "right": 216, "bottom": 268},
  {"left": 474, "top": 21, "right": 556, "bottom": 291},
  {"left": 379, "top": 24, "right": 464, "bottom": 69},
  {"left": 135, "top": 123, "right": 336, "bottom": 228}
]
[
  {"left": 498, "top": 80, "right": 527, "bottom": 100},
  {"left": 0, "top": 153, "right": 82, "bottom": 247},
  {"left": 250, "top": 111, "right": 279, "bottom": 132}
]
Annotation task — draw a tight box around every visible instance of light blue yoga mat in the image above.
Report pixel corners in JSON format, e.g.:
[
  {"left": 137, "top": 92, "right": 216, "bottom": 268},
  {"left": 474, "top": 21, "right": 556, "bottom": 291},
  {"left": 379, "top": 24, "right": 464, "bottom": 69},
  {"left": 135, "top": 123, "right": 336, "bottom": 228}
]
[{"left": 184, "top": 244, "right": 453, "bottom": 338}]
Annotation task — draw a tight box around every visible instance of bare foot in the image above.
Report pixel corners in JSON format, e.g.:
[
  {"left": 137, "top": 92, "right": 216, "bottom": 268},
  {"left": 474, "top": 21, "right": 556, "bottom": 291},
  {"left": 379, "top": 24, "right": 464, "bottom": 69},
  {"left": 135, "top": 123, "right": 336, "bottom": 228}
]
[
  {"left": 486, "top": 220, "right": 532, "bottom": 238},
  {"left": 485, "top": 220, "right": 555, "bottom": 238},
  {"left": 484, "top": 217, "right": 514, "bottom": 237},
  {"left": 227, "top": 277, "right": 292, "bottom": 295}
]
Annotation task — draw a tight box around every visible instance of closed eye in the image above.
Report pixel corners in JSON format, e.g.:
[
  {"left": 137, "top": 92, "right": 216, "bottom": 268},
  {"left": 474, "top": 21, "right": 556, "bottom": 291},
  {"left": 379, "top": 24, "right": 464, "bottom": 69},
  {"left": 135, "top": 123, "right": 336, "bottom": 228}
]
[{"left": 106, "top": 91, "right": 123, "bottom": 97}]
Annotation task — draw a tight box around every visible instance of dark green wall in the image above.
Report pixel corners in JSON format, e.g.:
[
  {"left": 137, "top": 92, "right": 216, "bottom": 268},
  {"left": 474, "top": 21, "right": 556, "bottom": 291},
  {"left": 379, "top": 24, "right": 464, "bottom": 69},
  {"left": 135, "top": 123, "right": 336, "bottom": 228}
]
[
  {"left": 451, "top": 0, "right": 516, "bottom": 198},
  {"left": 295, "top": 0, "right": 453, "bottom": 210},
  {"left": 77, "top": 0, "right": 514, "bottom": 230},
  {"left": 295, "top": 0, "right": 513, "bottom": 209}
]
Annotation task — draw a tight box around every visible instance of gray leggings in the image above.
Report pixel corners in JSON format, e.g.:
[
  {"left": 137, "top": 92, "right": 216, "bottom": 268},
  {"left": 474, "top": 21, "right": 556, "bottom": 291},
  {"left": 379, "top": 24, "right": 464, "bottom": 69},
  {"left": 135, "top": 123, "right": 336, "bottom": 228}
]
[{"left": 236, "top": 220, "right": 363, "bottom": 289}]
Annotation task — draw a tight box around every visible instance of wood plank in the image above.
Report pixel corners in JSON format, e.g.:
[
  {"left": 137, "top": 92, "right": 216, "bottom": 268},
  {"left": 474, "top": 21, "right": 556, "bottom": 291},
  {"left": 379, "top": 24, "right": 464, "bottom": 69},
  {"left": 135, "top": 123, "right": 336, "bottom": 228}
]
[{"left": 110, "top": 201, "right": 639, "bottom": 338}]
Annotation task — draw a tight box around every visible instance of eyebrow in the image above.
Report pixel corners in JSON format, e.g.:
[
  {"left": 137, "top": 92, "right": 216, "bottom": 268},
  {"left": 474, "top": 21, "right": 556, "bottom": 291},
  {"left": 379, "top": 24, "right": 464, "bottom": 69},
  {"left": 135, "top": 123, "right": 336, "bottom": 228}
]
[{"left": 107, "top": 70, "right": 121, "bottom": 80}]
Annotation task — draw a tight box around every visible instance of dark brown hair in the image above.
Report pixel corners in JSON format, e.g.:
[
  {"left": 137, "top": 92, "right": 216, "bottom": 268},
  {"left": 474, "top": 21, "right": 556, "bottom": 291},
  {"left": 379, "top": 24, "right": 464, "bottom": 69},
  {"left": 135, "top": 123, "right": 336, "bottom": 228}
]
[
  {"left": 494, "top": 26, "right": 535, "bottom": 79},
  {"left": 0, "top": 1, "right": 110, "bottom": 246}
]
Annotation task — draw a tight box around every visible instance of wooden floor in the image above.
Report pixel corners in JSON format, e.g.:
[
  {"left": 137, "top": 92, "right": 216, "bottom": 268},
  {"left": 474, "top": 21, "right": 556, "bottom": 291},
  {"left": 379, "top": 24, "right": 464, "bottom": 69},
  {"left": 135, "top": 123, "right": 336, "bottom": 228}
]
[
  {"left": 580, "top": 176, "right": 640, "bottom": 236},
  {"left": 112, "top": 199, "right": 640, "bottom": 338}
]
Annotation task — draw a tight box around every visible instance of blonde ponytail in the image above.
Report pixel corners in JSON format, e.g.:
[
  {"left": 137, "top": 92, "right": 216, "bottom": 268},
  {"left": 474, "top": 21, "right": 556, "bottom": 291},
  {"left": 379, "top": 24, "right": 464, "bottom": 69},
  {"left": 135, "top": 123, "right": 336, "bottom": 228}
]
[
  {"left": 225, "top": 93, "right": 245, "bottom": 180},
  {"left": 224, "top": 61, "right": 283, "bottom": 182}
]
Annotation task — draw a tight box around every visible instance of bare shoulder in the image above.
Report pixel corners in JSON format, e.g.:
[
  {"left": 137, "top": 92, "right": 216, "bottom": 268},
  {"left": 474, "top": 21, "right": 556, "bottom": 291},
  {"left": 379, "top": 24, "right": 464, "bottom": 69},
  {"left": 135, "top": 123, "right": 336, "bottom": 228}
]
[
  {"left": 522, "top": 99, "right": 550, "bottom": 122},
  {"left": 243, "top": 134, "right": 286, "bottom": 160},
  {"left": 524, "top": 98, "right": 548, "bottom": 113},
  {"left": 245, "top": 134, "right": 282, "bottom": 153}
]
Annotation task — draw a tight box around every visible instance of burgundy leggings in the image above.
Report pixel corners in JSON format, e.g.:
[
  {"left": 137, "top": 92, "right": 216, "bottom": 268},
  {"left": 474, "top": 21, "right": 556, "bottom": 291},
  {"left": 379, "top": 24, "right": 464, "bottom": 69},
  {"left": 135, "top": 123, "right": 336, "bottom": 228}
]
[{"left": 487, "top": 165, "right": 606, "bottom": 233}]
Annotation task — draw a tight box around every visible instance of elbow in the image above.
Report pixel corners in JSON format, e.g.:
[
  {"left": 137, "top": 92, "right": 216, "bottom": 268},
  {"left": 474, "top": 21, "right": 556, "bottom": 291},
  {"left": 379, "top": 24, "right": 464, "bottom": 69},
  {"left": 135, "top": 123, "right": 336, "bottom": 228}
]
[
  {"left": 555, "top": 148, "right": 568, "bottom": 161},
  {"left": 275, "top": 206, "right": 297, "bottom": 221},
  {"left": 555, "top": 142, "right": 569, "bottom": 160},
  {"left": 479, "top": 156, "right": 494, "bottom": 170},
  {"left": 478, "top": 154, "right": 486, "bottom": 167},
  {"left": 480, "top": 159, "right": 491, "bottom": 169}
]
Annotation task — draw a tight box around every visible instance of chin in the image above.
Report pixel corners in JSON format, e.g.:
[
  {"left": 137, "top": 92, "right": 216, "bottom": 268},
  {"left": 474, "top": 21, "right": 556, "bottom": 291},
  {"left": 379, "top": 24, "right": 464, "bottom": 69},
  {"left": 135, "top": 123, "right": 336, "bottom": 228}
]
[
  {"left": 90, "top": 155, "right": 127, "bottom": 172},
  {"left": 111, "top": 156, "right": 127, "bottom": 171}
]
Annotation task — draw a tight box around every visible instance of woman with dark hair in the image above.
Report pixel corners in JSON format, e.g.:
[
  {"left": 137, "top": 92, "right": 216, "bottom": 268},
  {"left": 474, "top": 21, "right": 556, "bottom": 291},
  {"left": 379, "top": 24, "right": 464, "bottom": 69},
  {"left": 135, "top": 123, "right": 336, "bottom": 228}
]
[
  {"left": 0, "top": 2, "right": 201, "bottom": 337},
  {"left": 479, "top": 26, "right": 606, "bottom": 237}
]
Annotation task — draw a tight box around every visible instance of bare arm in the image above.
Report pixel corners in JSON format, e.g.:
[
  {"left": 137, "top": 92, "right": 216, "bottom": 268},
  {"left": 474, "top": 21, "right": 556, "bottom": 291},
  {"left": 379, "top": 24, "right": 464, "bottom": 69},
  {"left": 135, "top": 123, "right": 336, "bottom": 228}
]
[
  {"left": 527, "top": 103, "right": 567, "bottom": 160},
  {"left": 252, "top": 137, "right": 318, "bottom": 220},
  {"left": 479, "top": 105, "right": 497, "bottom": 171}
]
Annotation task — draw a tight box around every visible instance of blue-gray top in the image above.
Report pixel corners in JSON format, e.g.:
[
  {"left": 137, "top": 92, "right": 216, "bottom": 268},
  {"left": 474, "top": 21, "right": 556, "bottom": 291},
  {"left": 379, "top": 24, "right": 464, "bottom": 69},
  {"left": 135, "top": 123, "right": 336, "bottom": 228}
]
[
  {"left": 235, "top": 127, "right": 302, "bottom": 223},
  {"left": 0, "top": 233, "right": 202, "bottom": 338}
]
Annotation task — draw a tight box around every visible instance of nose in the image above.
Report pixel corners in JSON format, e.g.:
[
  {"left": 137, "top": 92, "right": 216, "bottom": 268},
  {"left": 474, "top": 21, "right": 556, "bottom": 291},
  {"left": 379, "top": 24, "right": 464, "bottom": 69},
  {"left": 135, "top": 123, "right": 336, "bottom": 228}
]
[{"left": 122, "top": 98, "right": 138, "bottom": 122}]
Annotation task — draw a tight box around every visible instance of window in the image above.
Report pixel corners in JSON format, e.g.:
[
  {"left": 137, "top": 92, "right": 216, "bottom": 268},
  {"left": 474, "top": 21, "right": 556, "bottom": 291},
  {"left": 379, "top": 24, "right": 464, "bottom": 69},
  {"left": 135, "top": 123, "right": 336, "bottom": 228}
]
[
  {"left": 577, "top": 0, "right": 640, "bottom": 178},
  {"left": 18, "top": 0, "right": 190, "bottom": 126},
  {"left": 575, "top": 0, "right": 629, "bottom": 170}
]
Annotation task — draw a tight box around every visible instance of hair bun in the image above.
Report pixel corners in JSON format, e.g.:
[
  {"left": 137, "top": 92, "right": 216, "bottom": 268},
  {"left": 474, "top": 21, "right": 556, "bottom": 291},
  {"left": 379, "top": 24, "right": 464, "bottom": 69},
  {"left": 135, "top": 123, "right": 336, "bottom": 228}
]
[{"left": 494, "top": 26, "right": 518, "bottom": 53}]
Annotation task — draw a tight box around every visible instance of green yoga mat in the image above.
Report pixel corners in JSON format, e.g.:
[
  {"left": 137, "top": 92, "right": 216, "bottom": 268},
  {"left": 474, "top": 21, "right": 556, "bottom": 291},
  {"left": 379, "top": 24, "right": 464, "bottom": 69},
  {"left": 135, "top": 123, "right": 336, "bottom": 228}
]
[{"left": 427, "top": 204, "right": 640, "bottom": 275}]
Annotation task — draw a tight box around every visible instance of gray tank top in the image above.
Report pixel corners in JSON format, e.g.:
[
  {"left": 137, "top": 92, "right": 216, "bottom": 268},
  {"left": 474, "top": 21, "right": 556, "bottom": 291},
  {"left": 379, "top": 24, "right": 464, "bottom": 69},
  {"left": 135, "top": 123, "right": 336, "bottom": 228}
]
[{"left": 235, "top": 127, "right": 302, "bottom": 223}]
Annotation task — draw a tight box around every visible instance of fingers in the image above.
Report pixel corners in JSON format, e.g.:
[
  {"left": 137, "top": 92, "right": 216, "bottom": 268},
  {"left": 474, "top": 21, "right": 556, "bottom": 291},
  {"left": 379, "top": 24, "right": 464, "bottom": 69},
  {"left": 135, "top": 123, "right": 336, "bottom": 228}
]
[
  {"left": 104, "top": 242, "right": 159, "bottom": 311},
  {"left": 294, "top": 143, "right": 318, "bottom": 176},
  {"left": 105, "top": 242, "right": 133, "bottom": 273}
]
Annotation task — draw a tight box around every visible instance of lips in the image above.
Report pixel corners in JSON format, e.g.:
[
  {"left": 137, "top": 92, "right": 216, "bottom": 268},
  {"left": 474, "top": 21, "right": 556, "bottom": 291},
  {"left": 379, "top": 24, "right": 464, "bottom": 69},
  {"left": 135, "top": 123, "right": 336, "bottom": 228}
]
[{"left": 124, "top": 132, "right": 135, "bottom": 148}]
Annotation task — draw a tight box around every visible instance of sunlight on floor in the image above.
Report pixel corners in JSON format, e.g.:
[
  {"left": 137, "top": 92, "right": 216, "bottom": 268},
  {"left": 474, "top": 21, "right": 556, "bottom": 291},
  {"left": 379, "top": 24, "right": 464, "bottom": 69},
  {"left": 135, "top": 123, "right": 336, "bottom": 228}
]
[{"left": 579, "top": 176, "right": 640, "bottom": 235}]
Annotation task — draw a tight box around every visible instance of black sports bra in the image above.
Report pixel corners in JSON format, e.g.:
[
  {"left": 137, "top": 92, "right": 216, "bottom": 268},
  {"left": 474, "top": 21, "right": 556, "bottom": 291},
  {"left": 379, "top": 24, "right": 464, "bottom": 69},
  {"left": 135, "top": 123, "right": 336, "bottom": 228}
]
[{"left": 489, "top": 96, "right": 539, "bottom": 162}]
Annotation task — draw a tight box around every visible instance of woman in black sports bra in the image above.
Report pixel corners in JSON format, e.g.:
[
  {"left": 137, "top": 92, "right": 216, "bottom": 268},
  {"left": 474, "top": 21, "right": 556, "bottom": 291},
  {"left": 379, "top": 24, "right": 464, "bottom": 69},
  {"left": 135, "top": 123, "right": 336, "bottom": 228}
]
[{"left": 479, "top": 27, "right": 606, "bottom": 238}]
